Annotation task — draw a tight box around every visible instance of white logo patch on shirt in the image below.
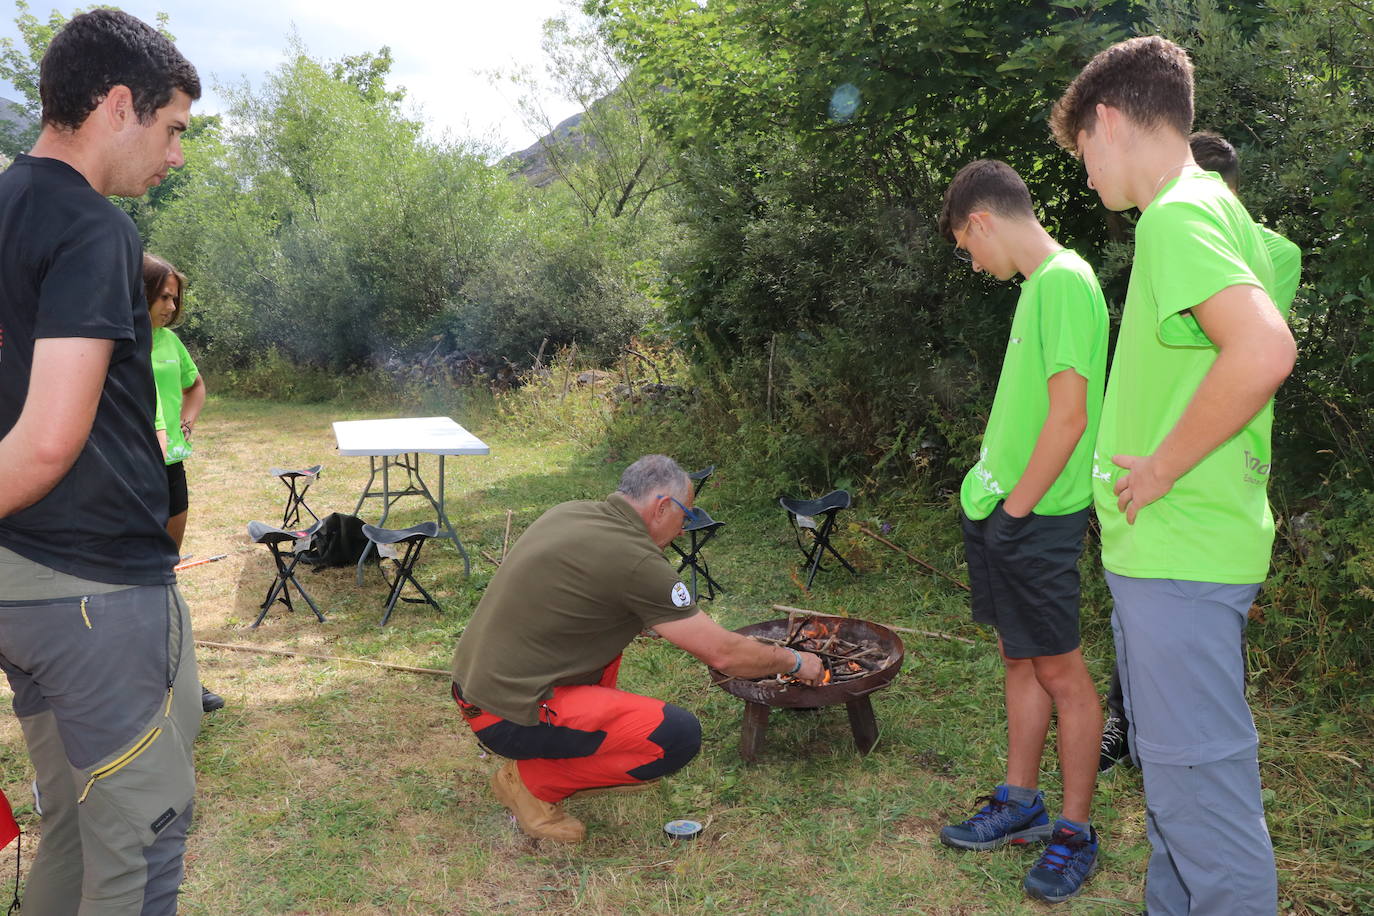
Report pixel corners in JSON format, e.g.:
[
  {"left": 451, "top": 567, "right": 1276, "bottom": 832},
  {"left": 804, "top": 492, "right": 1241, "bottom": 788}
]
[{"left": 670, "top": 581, "right": 692, "bottom": 607}]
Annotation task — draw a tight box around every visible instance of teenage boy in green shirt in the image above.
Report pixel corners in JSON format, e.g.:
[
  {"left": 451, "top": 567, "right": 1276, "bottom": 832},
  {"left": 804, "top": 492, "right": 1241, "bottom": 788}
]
[
  {"left": 936, "top": 159, "right": 1109, "bottom": 904},
  {"left": 1052, "top": 36, "right": 1296, "bottom": 915},
  {"left": 1099, "top": 129, "right": 1303, "bottom": 773},
  {"left": 1189, "top": 130, "right": 1302, "bottom": 315}
]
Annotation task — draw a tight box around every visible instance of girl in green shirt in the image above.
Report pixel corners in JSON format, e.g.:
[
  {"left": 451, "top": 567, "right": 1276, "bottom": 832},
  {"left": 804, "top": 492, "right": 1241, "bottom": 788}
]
[{"left": 144, "top": 253, "right": 222, "bottom": 713}]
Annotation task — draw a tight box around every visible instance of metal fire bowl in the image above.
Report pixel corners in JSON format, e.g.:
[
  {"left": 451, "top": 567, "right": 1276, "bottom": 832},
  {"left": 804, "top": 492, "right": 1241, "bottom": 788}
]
[{"left": 709, "top": 615, "right": 905, "bottom": 708}]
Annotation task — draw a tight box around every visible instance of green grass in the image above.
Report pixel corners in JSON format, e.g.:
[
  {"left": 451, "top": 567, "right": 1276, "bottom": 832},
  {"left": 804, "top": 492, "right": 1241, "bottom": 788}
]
[{"left": 1, "top": 383, "right": 1369, "bottom": 915}]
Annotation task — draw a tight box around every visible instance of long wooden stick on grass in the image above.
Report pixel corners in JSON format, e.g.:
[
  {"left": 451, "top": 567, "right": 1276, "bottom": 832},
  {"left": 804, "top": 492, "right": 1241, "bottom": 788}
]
[
  {"left": 174, "top": 553, "right": 229, "bottom": 572},
  {"left": 855, "top": 525, "right": 971, "bottom": 592},
  {"left": 501, "top": 509, "right": 513, "bottom": 561},
  {"left": 771, "top": 604, "right": 976, "bottom": 645},
  {"left": 195, "top": 640, "right": 450, "bottom": 677}
]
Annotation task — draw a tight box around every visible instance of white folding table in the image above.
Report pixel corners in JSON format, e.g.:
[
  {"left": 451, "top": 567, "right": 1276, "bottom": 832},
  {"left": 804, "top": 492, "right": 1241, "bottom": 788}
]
[{"left": 332, "top": 417, "right": 490, "bottom": 581}]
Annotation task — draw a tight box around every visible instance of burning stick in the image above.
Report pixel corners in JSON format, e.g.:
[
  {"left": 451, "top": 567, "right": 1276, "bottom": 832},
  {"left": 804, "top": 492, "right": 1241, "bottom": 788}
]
[{"left": 738, "top": 624, "right": 885, "bottom": 687}]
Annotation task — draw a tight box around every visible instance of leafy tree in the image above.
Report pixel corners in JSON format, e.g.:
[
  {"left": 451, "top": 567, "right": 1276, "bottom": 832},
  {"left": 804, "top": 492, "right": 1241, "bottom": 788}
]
[
  {"left": 598, "top": 0, "right": 1133, "bottom": 481},
  {"left": 1145, "top": 0, "right": 1374, "bottom": 497},
  {"left": 506, "top": 2, "right": 675, "bottom": 223},
  {"left": 151, "top": 42, "right": 521, "bottom": 369}
]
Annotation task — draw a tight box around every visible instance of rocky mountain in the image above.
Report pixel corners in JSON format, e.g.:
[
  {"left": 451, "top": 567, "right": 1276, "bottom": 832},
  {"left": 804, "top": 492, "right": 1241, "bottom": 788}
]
[{"left": 504, "top": 109, "right": 595, "bottom": 188}]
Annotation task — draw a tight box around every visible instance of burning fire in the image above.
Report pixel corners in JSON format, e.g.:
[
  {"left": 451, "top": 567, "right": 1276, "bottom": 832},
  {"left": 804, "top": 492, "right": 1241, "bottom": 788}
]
[{"left": 731, "top": 615, "right": 892, "bottom": 689}]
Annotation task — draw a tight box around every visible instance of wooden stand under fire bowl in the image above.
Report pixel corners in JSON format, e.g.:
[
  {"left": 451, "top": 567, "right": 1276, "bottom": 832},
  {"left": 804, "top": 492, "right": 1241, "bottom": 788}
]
[{"left": 709, "top": 615, "right": 905, "bottom": 762}]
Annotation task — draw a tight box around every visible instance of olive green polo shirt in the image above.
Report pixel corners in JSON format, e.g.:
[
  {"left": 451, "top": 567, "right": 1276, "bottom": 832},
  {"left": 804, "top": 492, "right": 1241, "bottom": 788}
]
[{"left": 450, "top": 492, "right": 698, "bottom": 725}]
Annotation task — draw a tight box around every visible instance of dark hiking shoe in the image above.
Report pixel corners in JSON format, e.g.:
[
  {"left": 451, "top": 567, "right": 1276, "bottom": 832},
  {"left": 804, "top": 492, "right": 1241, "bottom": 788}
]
[
  {"left": 1024, "top": 822, "right": 1099, "bottom": 903},
  {"left": 1099, "top": 715, "right": 1133, "bottom": 771},
  {"left": 201, "top": 686, "right": 226, "bottom": 713},
  {"left": 939, "top": 785, "right": 1051, "bottom": 851}
]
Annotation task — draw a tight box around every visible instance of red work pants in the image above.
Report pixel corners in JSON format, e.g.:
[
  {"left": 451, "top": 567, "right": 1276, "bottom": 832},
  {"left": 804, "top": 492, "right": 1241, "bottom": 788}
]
[{"left": 454, "top": 656, "right": 701, "bottom": 803}]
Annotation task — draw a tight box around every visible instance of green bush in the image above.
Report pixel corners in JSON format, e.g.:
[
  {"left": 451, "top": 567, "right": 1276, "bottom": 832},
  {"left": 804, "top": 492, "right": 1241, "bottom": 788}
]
[{"left": 205, "top": 347, "right": 394, "bottom": 404}]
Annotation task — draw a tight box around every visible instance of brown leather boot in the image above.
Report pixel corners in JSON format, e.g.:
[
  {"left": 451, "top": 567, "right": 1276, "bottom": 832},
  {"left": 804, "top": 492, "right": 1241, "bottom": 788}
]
[{"left": 490, "top": 761, "right": 586, "bottom": 844}]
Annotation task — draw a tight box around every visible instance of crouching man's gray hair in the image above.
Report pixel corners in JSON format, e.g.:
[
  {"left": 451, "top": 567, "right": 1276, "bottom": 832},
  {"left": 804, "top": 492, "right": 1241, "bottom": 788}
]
[{"left": 617, "top": 455, "right": 691, "bottom": 502}]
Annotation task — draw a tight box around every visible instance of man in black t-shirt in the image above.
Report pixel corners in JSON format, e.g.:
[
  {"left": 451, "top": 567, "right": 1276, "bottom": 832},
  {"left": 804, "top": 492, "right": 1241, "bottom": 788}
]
[{"left": 0, "top": 12, "right": 203, "bottom": 914}]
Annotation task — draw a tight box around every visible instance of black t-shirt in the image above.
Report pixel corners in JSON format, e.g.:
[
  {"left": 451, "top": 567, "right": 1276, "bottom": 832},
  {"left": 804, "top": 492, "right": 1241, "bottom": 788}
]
[{"left": 0, "top": 155, "right": 175, "bottom": 584}]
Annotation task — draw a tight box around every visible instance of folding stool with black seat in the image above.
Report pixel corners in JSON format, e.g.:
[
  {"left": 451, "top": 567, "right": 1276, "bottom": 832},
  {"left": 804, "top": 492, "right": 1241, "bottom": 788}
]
[
  {"left": 688, "top": 464, "right": 715, "bottom": 495},
  {"left": 363, "top": 521, "right": 443, "bottom": 626},
  {"left": 270, "top": 464, "right": 323, "bottom": 530},
  {"left": 779, "top": 489, "right": 859, "bottom": 588},
  {"left": 248, "top": 519, "right": 327, "bottom": 628},
  {"left": 671, "top": 506, "right": 726, "bottom": 602}
]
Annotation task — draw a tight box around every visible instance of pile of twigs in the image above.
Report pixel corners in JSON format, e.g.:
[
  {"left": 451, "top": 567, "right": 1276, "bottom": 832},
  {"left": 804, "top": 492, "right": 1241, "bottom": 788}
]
[{"left": 745, "top": 616, "right": 887, "bottom": 688}]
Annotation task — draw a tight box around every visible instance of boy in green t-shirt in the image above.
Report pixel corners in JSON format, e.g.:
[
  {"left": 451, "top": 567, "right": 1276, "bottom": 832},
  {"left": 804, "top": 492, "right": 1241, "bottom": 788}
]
[
  {"left": 935, "top": 160, "right": 1109, "bottom": 904},
  {"left": 1099, "top": 129, "right": 1303, "bottom": 772},
  {"left": 1052, "top": 37, "right": 1296, "bottom": 915},
  {"left": 1189, "top": 130, "right": 1302, "bottom": 315}
]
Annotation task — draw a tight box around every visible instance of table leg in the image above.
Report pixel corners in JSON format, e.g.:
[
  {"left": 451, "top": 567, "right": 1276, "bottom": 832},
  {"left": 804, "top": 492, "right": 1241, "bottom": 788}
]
[
  {"left": 846, "top": 696, "right": 880, "bottom": 755},
  {"left": 740, "top": 701, "right": 771, "bottom": 763},
  {"left": 352, "top": 456, "right": 377, "bottom": 516},
  {"left": 355, "top": 455, "right": 394, "bottom": 585},
  {"left": 435, "top": 454, "right": 470, "bottom": 576}
]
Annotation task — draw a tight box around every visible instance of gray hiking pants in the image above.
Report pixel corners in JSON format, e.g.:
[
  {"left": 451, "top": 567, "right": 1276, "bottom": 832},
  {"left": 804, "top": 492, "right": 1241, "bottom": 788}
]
[
  {"left": 0, "top": 548, "right": 201, "bottom": 916},
  {"left": 1107, "top": 572, "right": 1277, "bottom": 916}
]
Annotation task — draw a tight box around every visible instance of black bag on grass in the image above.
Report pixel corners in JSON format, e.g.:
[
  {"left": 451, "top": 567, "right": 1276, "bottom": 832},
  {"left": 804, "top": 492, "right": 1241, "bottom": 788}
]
[{"left": 297, "top": 513, "right": 371, "bottom": 570}]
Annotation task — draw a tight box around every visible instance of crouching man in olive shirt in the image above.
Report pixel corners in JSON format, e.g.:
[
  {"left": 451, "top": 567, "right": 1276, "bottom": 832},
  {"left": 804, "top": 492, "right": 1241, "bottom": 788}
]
[{"left": 451, "top": 454, "right": 824, "bottom": 843}]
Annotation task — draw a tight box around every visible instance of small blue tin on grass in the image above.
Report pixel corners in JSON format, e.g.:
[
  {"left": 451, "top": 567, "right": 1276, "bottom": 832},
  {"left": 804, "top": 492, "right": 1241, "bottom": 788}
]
[{"left": 663, "top": 819, "right": 703, "bottom": 840}]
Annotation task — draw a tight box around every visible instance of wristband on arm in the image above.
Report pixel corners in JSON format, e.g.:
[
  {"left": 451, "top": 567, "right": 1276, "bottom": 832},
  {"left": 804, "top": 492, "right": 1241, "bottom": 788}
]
[{"left": 786, "top": 648, "right": 802, "bottom": 675}]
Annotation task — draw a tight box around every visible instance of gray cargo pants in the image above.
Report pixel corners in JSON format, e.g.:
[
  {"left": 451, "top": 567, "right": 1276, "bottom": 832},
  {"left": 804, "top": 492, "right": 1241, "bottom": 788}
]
[
  {"left": 0, "top": 548, "right": 201, "bottom": 916},
  {"left": 1107, "top": 572, "right": 1277, "bottom": 916}
]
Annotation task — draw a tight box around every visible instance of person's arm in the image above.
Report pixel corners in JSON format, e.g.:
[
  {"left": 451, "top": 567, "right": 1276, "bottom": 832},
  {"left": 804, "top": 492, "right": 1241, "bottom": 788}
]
[
  {"left": 153, "top": 384, "right": 168, "bottom": 459},
  {"left": 179, "top": 374, "right": 206, "bottom": 438},
  {"left": 0, "top": 337, "right": 113, "bottom": 516},
  {"left": 1001, "top": 369, "right": 1089, "bottom": 517},
  {"left": 1113, "top": 283, "right": 1296, "bottom": 523},
  {"left": 654, "top": 611, "right": 826, "bottom": 684}
]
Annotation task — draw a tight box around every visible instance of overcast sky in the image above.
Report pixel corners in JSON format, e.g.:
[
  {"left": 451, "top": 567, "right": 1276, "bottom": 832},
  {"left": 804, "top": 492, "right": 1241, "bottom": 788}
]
[{"left": 0, "top": 0, "right": 586, "bottom": 154}]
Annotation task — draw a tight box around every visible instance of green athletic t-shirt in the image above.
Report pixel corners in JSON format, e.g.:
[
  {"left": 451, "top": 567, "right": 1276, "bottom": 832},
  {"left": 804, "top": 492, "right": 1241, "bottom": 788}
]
[
  {"left": 960, "top": 249, "right": 1109, "bottom": 521},
  {"left": 1259, "top": 224, "right": 1300, "bottom": 318},
  {"left": 151, "top": 327, "right": 199, "bottom": 464},
  {"left": 1093, "top": 171, "right": 1280, "bottom": 583},
  {"left": 450, "top": 492, "right": 698, "bottom": 725}
]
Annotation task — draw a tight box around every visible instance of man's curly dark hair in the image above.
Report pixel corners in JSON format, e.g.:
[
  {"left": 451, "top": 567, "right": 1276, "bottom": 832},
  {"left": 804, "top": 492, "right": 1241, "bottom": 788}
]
[{"left": 39, "top": 8, "right": 200, "bottom": 131}]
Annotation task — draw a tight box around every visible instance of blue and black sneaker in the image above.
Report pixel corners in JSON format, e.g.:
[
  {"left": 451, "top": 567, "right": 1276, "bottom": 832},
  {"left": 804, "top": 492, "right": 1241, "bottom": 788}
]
[
  {"left": 1023, "top": 821, "right": 1099, "bottom": 903},
  {"left": 939, "top": 785, "right": 1052, "bottom": 851}
]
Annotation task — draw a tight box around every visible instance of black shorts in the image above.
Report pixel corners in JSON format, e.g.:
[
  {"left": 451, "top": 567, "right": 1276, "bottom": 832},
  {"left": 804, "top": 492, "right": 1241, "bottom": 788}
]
[
  {"left": 166, "top": 460, "right": 189, "bottom": 517},
  {"left": 961, "top": 503, "right": 1088, "bottom": 659}
]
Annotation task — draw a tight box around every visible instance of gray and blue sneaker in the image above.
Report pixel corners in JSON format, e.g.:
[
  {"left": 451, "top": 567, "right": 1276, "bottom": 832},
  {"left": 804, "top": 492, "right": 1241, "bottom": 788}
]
[
  {"left": 1023, "top": 821, "right": 1098, "bottom": 903},
  {"left": 939, "top": 785, "right": 1052, "bottom": 851}
]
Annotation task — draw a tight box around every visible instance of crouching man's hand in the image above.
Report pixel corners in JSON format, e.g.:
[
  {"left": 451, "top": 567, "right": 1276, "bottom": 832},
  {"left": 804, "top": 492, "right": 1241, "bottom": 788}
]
[{"left": 791, "top": 651, "right": 825, "bottom": 685}]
